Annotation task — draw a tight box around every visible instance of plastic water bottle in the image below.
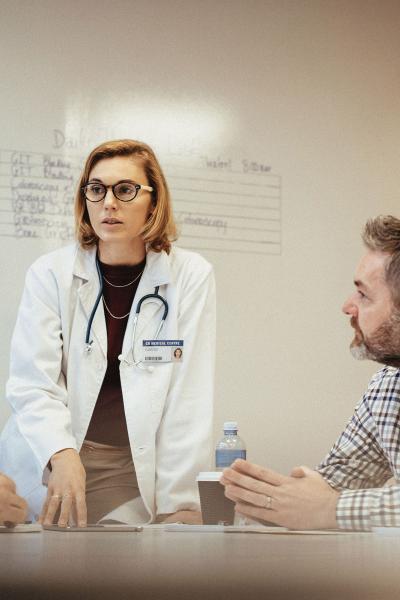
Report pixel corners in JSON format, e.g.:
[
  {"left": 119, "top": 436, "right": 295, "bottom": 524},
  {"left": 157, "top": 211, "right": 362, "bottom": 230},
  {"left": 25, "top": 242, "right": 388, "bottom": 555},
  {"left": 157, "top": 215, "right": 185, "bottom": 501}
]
[{"left": 215, "top": 421, "right": 246, "bottom": 470}]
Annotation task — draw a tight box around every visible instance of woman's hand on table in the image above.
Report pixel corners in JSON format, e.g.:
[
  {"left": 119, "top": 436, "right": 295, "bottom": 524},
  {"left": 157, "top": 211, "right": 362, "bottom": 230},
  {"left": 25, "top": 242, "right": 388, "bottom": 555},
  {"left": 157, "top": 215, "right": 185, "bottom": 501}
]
[{"left": 40, "top": 449, "right": 87, "bottom": 527}]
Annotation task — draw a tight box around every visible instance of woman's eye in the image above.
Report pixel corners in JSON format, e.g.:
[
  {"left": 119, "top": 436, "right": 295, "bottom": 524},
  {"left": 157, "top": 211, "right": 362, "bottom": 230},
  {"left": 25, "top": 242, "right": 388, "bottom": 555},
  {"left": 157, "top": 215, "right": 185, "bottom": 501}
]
[
  {"left": 89, "top": 185, "right": 104, "bottom": 195},
  {"left": 119, "top": 184, "right": 135, "bottom": 194}
]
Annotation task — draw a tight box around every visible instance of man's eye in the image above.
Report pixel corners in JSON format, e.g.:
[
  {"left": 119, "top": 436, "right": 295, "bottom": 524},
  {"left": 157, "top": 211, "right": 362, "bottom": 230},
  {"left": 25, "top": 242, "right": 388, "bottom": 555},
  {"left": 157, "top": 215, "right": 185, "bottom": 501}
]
[{"left": 357, "top": 290, "right": 366, "bottom": 299}]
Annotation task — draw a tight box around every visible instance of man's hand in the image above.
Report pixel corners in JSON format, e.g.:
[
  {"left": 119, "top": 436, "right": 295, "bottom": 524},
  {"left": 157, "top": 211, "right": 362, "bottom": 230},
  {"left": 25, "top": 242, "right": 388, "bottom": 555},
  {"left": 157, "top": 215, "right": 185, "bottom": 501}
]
[
  {"left": 160, "top": 510, "right": 202, "bottom": 524},
  {"left": 220, "top": 459, "right": 339, "bottom": 530},
  {"left": 0, "top": 473, "right": 28, "bottom": 525},
  {"left": 39, "top": 449, "right": 87, "bottom": 527}
]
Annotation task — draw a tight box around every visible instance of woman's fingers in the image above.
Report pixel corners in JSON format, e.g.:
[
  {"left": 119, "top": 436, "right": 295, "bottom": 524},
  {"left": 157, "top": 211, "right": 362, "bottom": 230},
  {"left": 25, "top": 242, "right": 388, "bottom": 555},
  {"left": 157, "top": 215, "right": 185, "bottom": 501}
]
[
  {"left": 38, "top": 499, "right": 48, "bottom": 524},
  {"left": 74, "top": 493, "right": 87, "bottom": 527},
  {"left": 41, "top": 491, "right": 87, "bottom": 527},
  {"left": 57, "top": 494, "right": 73, "bottom": 527},
  {"left": 42, "top": 492, "right": 63, "bottom": 525}
]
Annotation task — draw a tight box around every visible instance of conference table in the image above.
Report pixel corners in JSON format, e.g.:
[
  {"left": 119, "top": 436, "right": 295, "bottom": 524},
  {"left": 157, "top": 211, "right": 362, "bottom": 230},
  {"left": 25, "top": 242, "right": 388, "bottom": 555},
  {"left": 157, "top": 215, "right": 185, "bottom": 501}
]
[{"left": 0, "top": 525, "right": 399, "bottom": 599}]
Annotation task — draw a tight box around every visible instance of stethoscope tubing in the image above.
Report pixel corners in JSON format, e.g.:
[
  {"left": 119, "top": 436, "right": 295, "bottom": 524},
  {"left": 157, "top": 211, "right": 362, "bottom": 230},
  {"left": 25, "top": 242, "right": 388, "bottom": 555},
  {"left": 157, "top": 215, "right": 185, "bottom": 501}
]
[
  {"left": 85, "top": 257, "right": 168, "bottom": 358},
  {"left": 85, "top": 258, "right": 104, "bottom": 349}
]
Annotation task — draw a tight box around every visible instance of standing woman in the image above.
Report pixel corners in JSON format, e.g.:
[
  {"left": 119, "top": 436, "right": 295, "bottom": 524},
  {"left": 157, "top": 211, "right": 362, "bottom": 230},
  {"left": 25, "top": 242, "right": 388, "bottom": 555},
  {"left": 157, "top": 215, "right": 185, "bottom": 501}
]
[{"left": 0, "top": 140, "right": 215, "bottom": 526}]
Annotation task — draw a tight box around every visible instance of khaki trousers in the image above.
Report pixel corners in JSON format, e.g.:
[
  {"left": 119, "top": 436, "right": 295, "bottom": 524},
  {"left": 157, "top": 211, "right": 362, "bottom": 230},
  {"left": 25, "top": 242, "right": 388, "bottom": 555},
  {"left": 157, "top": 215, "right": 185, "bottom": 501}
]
[{"left": 80, "top": 440, "right": 140, "bottom": 524}]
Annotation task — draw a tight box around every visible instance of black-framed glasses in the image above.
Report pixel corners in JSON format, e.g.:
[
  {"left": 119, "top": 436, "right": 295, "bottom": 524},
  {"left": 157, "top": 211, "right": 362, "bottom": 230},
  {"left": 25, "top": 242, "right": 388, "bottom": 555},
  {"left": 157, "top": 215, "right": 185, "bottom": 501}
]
[{"left": 82, "top": 180, "right": 154, "bottom": 203}]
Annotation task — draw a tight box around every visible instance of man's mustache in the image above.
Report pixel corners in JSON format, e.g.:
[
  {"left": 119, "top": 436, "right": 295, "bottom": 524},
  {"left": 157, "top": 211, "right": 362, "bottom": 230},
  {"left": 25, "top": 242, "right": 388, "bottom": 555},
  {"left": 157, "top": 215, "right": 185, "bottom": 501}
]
[{"left": 349, "top": 316, "right": 366, "bottom": 347}]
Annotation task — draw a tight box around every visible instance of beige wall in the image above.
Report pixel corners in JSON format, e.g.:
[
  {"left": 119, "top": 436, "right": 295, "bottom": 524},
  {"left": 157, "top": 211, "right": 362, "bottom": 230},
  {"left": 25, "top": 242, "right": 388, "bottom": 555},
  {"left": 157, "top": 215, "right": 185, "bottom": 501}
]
[{"left": 0, "top": 0, "right": 399, "bottom": 473}]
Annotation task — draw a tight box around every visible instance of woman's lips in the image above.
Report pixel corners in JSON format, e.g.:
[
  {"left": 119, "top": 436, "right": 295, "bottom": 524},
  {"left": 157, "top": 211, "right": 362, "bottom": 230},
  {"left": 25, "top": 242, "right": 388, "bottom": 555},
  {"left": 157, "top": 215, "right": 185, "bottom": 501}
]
[{"left": 102, "top": 218, "right": 122, "bottom": 225}]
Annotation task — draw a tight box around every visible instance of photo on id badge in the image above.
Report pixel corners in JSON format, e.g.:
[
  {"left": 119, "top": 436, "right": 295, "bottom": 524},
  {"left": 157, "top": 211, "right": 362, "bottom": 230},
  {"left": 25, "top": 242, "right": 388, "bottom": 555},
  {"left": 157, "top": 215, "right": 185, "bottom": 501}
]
[
  {"left": 143, "top": 340, "right": 184, "bottom": 363},
  {"left": 172, "top": 347, "right": 183, "bottom": 362}
]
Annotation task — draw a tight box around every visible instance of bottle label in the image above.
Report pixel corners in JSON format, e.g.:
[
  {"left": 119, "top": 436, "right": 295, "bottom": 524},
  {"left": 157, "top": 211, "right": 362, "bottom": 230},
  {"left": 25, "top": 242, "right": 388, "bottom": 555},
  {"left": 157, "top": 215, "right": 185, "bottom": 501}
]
[{"left": 215, "top": 449, "right": 246, "bottom": 469}]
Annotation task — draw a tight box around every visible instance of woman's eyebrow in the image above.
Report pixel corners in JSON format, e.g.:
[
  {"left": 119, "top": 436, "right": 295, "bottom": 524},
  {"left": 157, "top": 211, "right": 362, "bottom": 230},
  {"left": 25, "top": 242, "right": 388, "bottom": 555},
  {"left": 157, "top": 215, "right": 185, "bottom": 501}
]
[{"left": 87, "top": 178, "right": 137, "bottom": 183}]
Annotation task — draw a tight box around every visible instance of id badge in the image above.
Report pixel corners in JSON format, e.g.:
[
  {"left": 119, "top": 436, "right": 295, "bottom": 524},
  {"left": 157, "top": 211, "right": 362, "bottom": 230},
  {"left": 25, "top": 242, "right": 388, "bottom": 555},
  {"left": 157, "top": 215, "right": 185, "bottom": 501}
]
[{"left": 143, "top": 340, "right": 184, "bottom": 363}]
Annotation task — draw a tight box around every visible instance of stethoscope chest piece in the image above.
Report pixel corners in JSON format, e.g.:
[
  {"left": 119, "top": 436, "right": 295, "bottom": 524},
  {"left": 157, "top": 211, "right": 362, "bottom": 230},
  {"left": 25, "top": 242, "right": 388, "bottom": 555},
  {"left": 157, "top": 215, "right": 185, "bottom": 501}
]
[{"left": 84, "top": 259, "right": 169, "bottom": 371}]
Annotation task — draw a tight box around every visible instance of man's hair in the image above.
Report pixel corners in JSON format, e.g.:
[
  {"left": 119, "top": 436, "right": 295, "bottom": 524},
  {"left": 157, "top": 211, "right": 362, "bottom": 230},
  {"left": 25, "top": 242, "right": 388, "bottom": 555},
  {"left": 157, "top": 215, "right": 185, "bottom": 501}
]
[
  {"left": 75, "top": 139, "right": 177, "bottom": 253},
  {"left": 363, "top": 215, "right": 400, "bottom": 308}
]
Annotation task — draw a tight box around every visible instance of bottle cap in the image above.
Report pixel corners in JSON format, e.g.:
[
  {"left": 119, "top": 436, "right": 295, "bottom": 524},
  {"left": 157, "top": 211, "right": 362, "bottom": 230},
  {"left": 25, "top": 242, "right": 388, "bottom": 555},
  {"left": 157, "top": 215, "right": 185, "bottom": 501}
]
[{"left": 223, "top": 421, "right": 238, "bottom": 430}]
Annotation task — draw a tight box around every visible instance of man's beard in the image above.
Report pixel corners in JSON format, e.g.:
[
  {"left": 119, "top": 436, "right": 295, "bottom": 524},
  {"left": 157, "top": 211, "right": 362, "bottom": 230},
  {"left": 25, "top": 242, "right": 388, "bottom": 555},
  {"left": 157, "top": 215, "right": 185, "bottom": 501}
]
[{"left": 350, "top": 313, "right": 400, "bottom": 368}]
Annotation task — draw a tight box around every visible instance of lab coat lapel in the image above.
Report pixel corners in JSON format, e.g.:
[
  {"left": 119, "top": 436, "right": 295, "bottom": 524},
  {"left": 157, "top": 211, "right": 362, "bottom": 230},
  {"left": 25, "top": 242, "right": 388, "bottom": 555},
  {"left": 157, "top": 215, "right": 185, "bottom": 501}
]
[{"left": 74, "top": 247, "right": 107, "bottom": 358}]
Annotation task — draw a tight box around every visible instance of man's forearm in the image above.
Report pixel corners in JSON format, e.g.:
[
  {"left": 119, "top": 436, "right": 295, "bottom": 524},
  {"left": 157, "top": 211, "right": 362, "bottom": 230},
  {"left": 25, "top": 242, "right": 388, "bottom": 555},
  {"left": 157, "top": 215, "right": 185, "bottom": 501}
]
[{"left": 337, "top": 485, "right": 400, "bottom": 530}]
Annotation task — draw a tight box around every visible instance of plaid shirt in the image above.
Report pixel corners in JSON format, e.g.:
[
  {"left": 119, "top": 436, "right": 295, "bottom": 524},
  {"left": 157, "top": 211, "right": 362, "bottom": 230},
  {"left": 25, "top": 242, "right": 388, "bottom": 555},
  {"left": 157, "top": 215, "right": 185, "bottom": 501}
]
[{"left": 317, "top": 366, "right": 400, "bottom": 530}]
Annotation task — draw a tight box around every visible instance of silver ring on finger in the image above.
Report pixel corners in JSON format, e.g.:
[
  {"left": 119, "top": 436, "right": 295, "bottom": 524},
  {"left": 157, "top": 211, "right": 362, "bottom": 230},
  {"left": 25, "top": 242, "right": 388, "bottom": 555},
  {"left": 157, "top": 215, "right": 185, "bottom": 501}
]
[
  {"left": 263, "top": 495, "right": 273, "bottom": 510},
  {"left": 51, "top": 494, "right": 62, "bottom": 500}
]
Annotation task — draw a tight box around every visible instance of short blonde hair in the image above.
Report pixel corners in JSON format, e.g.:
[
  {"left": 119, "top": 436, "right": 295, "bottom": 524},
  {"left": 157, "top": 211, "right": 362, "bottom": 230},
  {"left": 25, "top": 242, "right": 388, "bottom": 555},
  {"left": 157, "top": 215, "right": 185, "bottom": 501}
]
[{"left": 75, "top": 139, "right": 177, "bottom": 253}]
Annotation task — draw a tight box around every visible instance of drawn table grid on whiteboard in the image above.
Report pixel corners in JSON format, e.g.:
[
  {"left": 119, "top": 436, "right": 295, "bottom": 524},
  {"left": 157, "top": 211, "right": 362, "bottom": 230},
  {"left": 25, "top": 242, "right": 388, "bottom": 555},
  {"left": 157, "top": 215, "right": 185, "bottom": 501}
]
[{"left": 0, "top": 149, "right": 281, "bottom": 255}]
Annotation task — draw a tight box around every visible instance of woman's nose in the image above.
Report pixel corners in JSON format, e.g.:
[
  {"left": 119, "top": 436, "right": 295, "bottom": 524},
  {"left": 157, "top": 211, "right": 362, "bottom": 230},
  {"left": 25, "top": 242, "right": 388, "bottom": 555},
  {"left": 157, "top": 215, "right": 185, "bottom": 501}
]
[{"left": 103, "top": 187, "right": 118, "bottom": 208}]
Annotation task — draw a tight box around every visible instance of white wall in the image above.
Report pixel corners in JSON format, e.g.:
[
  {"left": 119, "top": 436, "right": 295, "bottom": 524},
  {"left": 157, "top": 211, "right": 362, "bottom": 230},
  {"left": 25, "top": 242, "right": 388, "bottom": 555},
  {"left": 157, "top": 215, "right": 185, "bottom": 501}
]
[{"left": 0, "top": 0, "right": 399, "bottom": 472}]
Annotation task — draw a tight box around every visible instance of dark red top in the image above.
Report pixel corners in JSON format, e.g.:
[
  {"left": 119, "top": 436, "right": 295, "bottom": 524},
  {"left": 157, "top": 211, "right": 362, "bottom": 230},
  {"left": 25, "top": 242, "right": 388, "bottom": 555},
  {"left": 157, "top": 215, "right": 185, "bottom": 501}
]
[{"left": 85, "top": 257, "right": 146, "bottom": 446}]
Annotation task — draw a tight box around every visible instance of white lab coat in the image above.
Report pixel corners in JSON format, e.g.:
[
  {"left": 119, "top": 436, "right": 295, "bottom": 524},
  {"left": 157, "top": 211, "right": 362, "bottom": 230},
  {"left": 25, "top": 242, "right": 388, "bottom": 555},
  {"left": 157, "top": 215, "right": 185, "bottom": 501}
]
[{"left": 0, "top": 243, "right": 215, "bottom": 523}]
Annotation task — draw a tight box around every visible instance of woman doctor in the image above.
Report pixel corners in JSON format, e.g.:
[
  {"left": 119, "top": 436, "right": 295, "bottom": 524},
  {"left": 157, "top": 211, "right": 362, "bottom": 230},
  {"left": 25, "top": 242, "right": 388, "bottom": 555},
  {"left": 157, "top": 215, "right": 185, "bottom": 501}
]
[{"left": 0, "top": 139, "right": 215, "bottom": 526}]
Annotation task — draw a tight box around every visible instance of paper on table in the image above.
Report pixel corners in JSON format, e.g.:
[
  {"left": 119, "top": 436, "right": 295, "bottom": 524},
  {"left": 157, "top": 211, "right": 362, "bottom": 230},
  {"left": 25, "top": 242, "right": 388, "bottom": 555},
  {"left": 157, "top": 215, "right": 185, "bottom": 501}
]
[
  {"left": 372, "top": 527, "right": 400, "bottom": 535},
  {"left": 224, "top": 526, "right": 364, "bottom": 535},
  {"left": 164, "top": 524, "right": 226, "bottom": 532},
  {"left": 0, "top": 524, "right": 42, "bottom": 533},
  {"left": 164, "top": 524, "right": 358, "bottom": 535}
]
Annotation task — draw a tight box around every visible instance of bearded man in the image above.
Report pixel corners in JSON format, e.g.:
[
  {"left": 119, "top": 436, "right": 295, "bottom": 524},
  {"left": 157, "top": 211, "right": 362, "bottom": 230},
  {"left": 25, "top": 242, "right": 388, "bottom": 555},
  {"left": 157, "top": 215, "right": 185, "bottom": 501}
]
[{"left": 221, "top": 215, "right": 400, "bottom": 530}]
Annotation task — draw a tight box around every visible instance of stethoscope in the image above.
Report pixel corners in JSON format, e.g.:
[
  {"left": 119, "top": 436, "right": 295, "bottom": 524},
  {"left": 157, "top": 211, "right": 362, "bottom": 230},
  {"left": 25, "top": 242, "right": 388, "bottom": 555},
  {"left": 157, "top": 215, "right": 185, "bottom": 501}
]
[{"left": 84, "top": 257, "right": 169, "bottom": 368}]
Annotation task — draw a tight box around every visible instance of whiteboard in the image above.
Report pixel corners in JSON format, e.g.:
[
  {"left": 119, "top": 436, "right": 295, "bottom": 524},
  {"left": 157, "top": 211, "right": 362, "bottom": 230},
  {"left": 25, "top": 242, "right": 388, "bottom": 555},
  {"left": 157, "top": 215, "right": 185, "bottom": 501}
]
[{"left": 1, "top": 0, "right": 400, "bottom": 474}]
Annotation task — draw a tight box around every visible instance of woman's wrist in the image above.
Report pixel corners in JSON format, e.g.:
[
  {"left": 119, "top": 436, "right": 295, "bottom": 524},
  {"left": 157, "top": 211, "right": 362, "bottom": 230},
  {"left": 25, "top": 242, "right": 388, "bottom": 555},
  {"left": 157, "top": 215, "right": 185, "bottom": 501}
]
[{"left": 50, "top": 448, "right": 78, "bottom": 467}]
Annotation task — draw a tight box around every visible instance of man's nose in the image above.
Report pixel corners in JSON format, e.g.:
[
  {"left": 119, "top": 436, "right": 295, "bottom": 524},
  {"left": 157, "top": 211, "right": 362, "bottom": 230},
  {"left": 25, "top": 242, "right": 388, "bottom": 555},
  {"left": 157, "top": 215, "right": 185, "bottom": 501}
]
[{"left": 342, "top": 294, "right": 358, "bottom": 316}]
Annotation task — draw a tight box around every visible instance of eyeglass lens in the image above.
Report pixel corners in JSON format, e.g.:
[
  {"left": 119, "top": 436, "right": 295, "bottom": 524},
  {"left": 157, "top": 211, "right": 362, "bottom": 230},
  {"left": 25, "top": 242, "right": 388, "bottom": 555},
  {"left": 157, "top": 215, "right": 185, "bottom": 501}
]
[{"left": 84, "top": 182, "right": 139, "bottom": 202}]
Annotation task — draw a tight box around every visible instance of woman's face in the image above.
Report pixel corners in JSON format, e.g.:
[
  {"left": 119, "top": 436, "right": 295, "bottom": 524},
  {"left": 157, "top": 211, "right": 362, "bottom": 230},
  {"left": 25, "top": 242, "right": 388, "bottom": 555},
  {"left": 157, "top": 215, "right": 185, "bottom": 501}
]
[{"left": 85, "top": 155, "right": 153, "bottom": 255}]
